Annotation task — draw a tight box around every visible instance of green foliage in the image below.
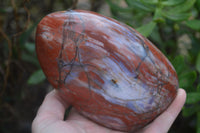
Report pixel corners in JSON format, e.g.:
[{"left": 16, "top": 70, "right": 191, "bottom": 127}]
[
  {"left": 166, "top": 0, "right": 195, "bottom": 13},
  {"left": 161, "top": 0, "right": 184, "bottom": 6},
  {"left": 172, "top": 56, "right": 186, "bottom": 75},
  {"left": 106, "top": 0, "right": 200, "bottom": 132},
  {"left": 197, "top": 0, "right": 200, "bottom": 10},
  {"left": 20, "top": 23, "right": 37, "bottom": 46},
  {"left": 179, "top": 71, "right": 197, "bottom": 89},
  {"left": 28, "top": 69, "right": 46, "bottom": 85},
  {"left": 19, "top": 23, "right": 46, "bottom": 84},
  {"left": 20, "top": 23, "right": 40, "bottom": 66},
  {"left": 163, "top": 12, "right": 191, "bottom": 21},
  {"left": 196, "top": 52, "right": 200, "bottom": 73},
  {"left": 182, "top": 104, "right": 200, "bottom": 117},
  {"left": 136, "top": 21, "right": 156, "bottom": 37},
  {"left": 125, "top": 0, "right": 155, "bottom": 12},
  {"left": 21, "top": 42, "right": 40, "bottom": 66},
  {"left": 186, "top": 92, "right": 200, "bottom": 104},
  {"left": 198, "top": 112, "right": 200, "bottom": 133},
  {"left": 106, "top": 0, "right": 196, "bottom": 35},
  {"left": 182, "top": 84, "right": 200, "bottom": 118},
  {"left": 185, "top": 20, "right": 200, "bottom": 31}
]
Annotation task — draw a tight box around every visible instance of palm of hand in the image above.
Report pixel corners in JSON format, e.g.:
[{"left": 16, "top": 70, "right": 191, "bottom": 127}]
[
  {"left": 35, "top": 109, "right": 125, "bottom": 133},
  {"left": 32, "top": 89, "right": 186, "bottom": 133}
]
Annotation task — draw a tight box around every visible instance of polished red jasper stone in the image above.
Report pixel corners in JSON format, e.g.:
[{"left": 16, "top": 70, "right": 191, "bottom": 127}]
[{"left": 36, "top": 10, "right": 178, "bottom": 132}]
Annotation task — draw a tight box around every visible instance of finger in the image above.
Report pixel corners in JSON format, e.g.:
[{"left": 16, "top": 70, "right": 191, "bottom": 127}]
[
  {"left": 36, "top": 90, "right": 70, "bottom": 120},
  {"left": 67, "top": 108, "right": 87, "bottom": 121},
  {"left": 141, "top": 88, "right": 186, "bottom": 133},
  {"left": 66, "top": 108, "right": 125, "bottom": 133},
  {"left": 32, "top": 90, "right": 70, "bottom": 132}
]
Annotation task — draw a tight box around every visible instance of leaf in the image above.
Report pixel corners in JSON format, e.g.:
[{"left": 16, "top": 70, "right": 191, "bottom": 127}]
[
  {"left": 182, "top": 105, "right": 200, "bottom": 117},
  {"left": 179, "top": 71, "right": 197, "bottom": 88},
  {"left": 171, "top": 55, "right": 186, "bottom": 75},
  {"left": 153, "top": 8, "right": 165, "bottom": 23},
  {"left": 161, "top": 0, "right": 184, "bottom": 6},
  {"left": 168, "top": 0, "right": 196, "bottom": 13},
  {"left": 20, "top": 22, "right": 38, "bottom": 47},
  {"left": 188, "top": 33, "right": 200, "bottom": 56},
  {"left": 0, "top": 8, "right": 6, "bottom": 13},
  {"left": 197, "top": 0, "right": 200, "bottom": 11},
  {"left": 140, "top": 0, "right": 158, "bottom": 5},
  {"left": 186, "top": 92, "right": 200, "bottom": 104},
  {"left": 196, "top": 52, "right": 200, "bottom": 73},
  {"left": 21, "top": 52, "right": 39, "bottom": 66},
  {"left": 106, "top": 0, "right": 133, "bottom": 12},
  {"left": 125, "top": 0, "right": 155, "bottom": 12},
  {"left": 163, "top": 12, "right": 191, "bottom": 21},
  {"left": 197, "top": 112, "right": 200, "bottom": 133},
  {"left": 197, "top": 84, "right": 200, "bottom": 92},
  {"left": 24, "top": 42, "right": 35, "bottom": 53},
  {"left": 185, "top": 20, "right": 200, "bottom": 30},
  {"left": 149, "top": 27, "right": 162, "bottom": 45},
  {"left": 28, "top": 69, "right": 46, "bottom": 85},
  {"left": 136, "top": 21, "right": 156, "bottom": 37}
]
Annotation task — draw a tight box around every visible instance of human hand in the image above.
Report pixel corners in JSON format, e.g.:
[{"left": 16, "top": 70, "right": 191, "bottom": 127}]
[{"left": 32, "top": 88, "right": 186, "bottom": 133}]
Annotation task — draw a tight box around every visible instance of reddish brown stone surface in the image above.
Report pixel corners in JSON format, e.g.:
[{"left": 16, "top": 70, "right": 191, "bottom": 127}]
[{"left": 35, "top": 10, "right": 178, "bottom": 132}]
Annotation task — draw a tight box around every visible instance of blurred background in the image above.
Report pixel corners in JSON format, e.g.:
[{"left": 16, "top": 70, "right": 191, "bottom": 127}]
[{"left": 0, "top": 0, "right": 200, "bottom": 133}]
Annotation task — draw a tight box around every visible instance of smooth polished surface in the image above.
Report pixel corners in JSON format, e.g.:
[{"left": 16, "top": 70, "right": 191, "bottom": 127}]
[{"left": 36, "top": 10, "right": 178, "bottom": 132}]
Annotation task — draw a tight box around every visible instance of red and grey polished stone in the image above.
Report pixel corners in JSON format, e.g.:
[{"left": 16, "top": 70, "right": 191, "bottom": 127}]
[{"left": 35, "top": 10, "right": 178, "bottom": 132}]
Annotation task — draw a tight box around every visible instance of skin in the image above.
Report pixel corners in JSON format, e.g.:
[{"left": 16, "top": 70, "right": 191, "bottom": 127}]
[{"left": 32, "top": 88, "right": 186, "bottom": 133}]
